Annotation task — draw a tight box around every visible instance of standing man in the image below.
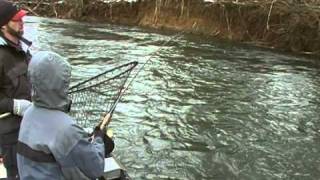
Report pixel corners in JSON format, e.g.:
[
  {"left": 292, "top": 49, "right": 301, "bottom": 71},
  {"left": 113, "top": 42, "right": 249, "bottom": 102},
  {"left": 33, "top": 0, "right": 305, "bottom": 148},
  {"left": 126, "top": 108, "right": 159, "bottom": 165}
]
[{"left": 0, "top": 0, "right": 32, "bottom": 178}]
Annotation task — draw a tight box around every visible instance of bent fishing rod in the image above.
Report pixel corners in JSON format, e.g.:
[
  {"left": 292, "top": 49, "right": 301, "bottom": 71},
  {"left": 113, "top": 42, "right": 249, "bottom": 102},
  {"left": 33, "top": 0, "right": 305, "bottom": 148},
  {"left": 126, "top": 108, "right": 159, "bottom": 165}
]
[{"left": 99, "top": 31, "right": 185, "bottom": 130}]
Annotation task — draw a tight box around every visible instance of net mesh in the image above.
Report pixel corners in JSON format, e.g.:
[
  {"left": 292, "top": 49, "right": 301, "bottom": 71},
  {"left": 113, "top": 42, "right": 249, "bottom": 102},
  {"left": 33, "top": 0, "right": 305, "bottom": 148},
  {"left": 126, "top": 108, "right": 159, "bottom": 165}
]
[{"left": 68, "top": 61, "right": 138, "bottom": 129}]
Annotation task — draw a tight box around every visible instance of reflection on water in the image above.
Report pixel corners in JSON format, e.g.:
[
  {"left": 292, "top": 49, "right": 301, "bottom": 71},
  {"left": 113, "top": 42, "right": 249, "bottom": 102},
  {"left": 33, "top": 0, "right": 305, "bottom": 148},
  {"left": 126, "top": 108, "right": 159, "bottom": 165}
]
[{"left": 24, "top": 16, "right": 320, "bottom": 180}]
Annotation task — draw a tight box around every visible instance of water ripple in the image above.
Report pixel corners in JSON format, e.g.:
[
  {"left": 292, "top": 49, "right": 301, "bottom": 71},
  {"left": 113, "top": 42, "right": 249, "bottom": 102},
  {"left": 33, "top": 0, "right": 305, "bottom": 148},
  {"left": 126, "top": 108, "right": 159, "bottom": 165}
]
[{"left": 24, "top": 16, "right": 320, "bottom": 180}]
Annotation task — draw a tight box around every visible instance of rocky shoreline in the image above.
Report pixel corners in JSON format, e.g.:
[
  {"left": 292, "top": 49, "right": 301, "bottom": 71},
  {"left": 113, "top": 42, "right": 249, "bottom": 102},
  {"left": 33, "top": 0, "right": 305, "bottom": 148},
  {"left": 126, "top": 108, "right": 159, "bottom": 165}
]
[{"left": 15, "top": 0, "right": 320, "bottom": 57}]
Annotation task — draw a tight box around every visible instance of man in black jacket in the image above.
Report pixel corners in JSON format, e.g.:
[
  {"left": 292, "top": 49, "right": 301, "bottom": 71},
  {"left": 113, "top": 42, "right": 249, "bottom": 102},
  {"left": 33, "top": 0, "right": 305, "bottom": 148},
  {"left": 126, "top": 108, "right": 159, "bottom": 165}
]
[{"left": 0, "top": 0, "right": 32, "bottom": 178}]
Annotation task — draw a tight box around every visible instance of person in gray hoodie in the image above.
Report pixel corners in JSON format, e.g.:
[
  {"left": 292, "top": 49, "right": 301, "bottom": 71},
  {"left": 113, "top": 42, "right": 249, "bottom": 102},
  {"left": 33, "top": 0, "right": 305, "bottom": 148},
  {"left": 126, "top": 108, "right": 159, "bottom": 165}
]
[{"left": 17, "top": 51, "right": 106, "bottom": 179}]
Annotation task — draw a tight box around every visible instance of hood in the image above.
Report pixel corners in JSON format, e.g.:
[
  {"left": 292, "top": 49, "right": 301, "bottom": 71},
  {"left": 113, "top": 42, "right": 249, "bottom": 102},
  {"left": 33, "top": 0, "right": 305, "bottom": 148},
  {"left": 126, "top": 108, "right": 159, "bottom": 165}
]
[{"left": 29, "top": 51, "right": 71, "bottom": 111}]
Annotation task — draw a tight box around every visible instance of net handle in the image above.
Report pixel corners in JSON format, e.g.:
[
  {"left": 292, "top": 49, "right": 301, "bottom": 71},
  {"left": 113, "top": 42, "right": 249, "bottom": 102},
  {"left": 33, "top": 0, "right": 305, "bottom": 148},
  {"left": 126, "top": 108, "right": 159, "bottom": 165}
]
[{"left": 0, "top": 113, "right": 10, "bottom": 119}]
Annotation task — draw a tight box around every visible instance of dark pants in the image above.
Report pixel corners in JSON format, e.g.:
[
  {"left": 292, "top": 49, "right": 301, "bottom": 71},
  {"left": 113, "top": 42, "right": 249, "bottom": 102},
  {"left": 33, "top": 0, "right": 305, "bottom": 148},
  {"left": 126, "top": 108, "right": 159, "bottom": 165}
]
[
  {"left": 0, "top": 131, "right": 19, "bottom": 179},
  {"left": 2, "top": 144, "right": 18, "bottom": 179}
]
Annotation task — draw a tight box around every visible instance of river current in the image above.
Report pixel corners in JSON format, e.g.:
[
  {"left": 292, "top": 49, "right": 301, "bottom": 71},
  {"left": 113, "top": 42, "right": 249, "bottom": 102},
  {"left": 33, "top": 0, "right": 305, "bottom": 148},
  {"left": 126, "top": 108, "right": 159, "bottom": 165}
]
[{"left": 24, "top": 16, "right": 320, "bottom": 180}]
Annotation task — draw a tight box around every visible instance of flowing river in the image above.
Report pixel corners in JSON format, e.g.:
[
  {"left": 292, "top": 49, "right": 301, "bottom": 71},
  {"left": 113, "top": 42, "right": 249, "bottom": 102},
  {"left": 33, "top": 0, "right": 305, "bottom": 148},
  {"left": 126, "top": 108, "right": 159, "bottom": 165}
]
[{"left": 24, "top": 16, "right": 320, "bottom": 180}]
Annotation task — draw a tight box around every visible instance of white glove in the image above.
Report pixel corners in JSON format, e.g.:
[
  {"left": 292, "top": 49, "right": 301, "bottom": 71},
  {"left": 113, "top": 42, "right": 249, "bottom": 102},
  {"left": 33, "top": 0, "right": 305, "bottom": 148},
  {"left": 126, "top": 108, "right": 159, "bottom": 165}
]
[{"left": 13, "top": 99, "right": 32, "bottom": 116}]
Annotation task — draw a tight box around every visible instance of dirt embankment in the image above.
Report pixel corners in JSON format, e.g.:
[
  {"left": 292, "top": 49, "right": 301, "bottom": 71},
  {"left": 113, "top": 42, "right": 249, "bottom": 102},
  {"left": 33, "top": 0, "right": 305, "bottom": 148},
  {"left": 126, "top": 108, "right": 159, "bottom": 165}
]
[{"left": 16, "top": 0, "right": 320, "bottom": 56}]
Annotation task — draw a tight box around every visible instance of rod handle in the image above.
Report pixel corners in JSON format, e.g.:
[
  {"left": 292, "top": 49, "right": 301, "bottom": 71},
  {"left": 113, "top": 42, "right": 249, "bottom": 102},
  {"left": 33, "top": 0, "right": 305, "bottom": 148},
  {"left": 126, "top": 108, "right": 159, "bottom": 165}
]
[{"left": 100, "top": 113, "right": 111, "bottom": 130}]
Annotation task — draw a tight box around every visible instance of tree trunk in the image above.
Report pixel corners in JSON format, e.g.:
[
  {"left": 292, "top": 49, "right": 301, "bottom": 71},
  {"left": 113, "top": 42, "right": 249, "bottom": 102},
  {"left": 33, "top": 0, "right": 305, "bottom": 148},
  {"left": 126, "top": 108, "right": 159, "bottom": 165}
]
[{"left": 65, "top": 0, "right": 84, "bottom": 18}]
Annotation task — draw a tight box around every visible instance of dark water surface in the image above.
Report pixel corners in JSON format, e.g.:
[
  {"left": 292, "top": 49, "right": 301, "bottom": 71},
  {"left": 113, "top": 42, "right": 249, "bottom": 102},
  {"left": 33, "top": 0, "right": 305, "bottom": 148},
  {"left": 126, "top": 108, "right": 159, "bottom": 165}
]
[{"left": 24, "top": 16, "right": 320, "bottom": 180}]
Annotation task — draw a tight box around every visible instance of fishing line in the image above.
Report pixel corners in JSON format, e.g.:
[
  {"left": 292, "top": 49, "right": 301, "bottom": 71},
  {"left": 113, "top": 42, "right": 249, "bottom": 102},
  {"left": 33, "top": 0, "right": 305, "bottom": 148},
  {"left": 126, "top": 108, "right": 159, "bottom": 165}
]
[{"left": 98, "top": 31, "right": 185, "bottom": 129}]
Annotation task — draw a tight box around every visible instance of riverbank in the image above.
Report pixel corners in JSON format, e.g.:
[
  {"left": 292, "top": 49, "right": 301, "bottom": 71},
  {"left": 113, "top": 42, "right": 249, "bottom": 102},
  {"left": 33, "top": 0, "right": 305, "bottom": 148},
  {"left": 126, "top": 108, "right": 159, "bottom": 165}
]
[{"left": 16, "top": 0, "right": 320, "bottom": 56}]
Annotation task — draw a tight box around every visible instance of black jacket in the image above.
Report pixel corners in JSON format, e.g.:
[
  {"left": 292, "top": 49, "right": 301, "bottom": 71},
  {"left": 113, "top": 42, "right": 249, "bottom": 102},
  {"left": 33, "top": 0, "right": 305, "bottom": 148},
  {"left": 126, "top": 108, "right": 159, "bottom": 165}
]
[{"left": 0, "top": 34, "right": 31, "bottom": 137}]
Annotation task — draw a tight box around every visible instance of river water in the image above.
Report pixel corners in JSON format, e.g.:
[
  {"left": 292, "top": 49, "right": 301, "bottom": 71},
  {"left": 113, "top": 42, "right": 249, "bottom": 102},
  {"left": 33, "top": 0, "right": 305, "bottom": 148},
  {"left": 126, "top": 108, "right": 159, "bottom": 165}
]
[{"left": 24, "top": 16, "right": 320, "bottom": 180}]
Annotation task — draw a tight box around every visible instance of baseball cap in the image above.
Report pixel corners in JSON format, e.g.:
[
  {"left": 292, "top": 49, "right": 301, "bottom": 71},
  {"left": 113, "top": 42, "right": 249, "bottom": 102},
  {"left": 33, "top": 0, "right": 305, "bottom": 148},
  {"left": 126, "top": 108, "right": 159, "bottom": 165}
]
[
  {"left": 11, "top": 9, "right": 27, "bottom": 21},
  {"left": 0, "top": 0, "right": 27, "bottom": 26}
]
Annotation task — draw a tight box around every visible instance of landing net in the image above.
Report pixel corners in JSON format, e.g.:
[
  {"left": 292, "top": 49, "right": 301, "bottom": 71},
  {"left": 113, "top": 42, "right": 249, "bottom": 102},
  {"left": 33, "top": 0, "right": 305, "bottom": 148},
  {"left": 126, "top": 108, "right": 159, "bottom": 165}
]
[{"left": 68, "top": 61, "right": 138, "bottom": 129}]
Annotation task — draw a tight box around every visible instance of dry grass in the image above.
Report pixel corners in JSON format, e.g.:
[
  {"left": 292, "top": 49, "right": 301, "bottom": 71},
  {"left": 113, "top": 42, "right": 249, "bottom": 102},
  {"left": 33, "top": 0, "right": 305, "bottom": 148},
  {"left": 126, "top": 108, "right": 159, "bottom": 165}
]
[{"left": 14, "top": 0, "right": 320, "bottom": 55}]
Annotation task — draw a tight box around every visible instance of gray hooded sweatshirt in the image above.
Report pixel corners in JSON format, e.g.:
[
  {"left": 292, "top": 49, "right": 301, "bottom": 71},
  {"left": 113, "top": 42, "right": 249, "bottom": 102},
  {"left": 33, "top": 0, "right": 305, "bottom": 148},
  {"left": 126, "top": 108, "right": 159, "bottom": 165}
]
[{"left": 17, "top": 51, "right": 105, "bottom": 179}]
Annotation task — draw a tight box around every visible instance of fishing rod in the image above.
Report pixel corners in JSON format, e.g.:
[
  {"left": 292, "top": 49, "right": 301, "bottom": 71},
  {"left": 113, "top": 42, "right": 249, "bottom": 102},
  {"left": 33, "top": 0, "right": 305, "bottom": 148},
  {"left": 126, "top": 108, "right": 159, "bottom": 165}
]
[{"left": 98, "top": 31, "right": 185, "bottom": 130}]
